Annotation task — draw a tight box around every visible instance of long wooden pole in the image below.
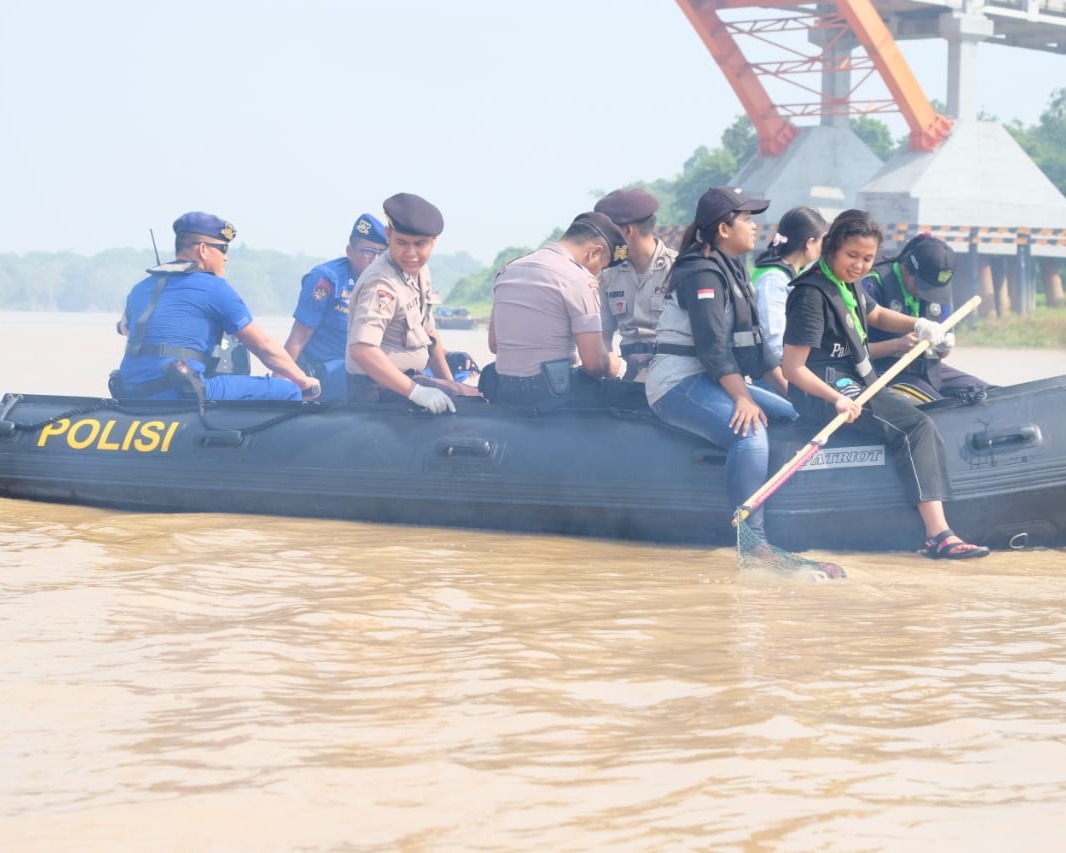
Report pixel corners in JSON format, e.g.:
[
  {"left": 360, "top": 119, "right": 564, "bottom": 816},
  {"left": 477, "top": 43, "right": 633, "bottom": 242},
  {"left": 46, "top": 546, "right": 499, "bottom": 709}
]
[{"left": 735, "top": 294, "right": 981, "bottom": 523}]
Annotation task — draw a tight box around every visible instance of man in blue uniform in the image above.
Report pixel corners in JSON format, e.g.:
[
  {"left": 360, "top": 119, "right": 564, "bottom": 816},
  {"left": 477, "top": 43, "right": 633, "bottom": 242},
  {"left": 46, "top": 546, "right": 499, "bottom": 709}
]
[
  {"left": 116, "top": 211, "right": 320, "bottom": 401},
  {"left": 862, "top": 234, "right": 988, "bottom": 401},
  {"left": 283, "top": 213, "right": 388, "bottom": 400}
]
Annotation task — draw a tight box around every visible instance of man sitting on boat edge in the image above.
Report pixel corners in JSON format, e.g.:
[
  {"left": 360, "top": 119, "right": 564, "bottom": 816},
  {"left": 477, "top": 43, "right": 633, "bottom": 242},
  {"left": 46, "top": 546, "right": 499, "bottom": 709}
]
[
  {"left": 594, "top": 188, "right": 677, "bottom": 382},
  {"left": 346, "top": 193, "right": 478, "bottom": 414},
  {"left": 113, "top": 211, "right": 320, "bottom": 402},
  {"left": 283, "top": 212, "right": 388, "bottom": 401},
  {"left": 484, "top": 211, "right": 632, "bottom": 412}
]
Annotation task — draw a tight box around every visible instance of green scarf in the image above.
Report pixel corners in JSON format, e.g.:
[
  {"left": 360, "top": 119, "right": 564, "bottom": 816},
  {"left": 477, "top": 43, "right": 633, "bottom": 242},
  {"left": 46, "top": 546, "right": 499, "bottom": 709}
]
[
  {"left": 893, "top": 262, "right": 922, "bottom": 316},
  {"left": 820, "top": 259, "right": 867, "bottom": 344}
]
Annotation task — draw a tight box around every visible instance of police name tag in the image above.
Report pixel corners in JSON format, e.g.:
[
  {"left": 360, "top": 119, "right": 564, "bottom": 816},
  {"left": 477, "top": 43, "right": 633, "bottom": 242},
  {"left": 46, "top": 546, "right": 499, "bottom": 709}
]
[{"left": 805, "top": 444, "right": 886, "bottom": 470}]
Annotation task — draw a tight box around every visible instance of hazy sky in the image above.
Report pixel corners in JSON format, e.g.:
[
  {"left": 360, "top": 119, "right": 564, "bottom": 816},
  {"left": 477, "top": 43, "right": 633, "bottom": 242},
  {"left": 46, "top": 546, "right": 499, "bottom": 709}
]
[{"left": 2, "top": 0, "right": 1063, "bottom": 265}]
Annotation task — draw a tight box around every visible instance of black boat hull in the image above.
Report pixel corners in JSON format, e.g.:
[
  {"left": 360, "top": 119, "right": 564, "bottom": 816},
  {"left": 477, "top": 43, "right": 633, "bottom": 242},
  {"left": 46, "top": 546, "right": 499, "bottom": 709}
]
[{"left": 2, "top": 377, "right": 1065, "bottom": 552}]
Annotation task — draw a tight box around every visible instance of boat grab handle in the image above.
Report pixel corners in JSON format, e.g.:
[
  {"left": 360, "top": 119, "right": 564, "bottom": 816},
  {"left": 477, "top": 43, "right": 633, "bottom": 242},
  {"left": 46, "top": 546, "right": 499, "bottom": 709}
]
[
  {"left": 436, "top": 437, "right": 493, "bottom": 458},
  {"left": 969, "top": 424, "right": 1041, "bottom": 451},
  {"left": 0, "top": 393, "right": 22, "bottom": 436},
  {"left": 198, "top": 429, "right": 244, "bottom": 448}
]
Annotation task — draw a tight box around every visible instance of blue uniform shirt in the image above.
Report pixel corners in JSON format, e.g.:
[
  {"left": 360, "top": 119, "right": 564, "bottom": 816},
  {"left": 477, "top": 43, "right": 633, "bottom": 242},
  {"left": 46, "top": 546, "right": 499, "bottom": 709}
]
[
  {"left": 292, "top": 257, "right": 355, "bottom": 364},
  {"left": 119, "top": 270, "right": 253, "bottom": 385}
]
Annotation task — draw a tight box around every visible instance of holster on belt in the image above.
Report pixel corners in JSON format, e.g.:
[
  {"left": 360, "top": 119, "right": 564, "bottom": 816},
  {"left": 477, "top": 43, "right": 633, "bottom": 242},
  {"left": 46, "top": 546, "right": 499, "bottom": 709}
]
[{"left": 540, "top": 358, "right": 572, "bottom": 397}]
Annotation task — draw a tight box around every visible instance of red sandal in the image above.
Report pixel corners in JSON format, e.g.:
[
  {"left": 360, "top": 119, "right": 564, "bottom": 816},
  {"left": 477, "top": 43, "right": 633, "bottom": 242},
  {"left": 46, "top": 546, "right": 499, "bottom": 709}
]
[{"left": 923, "top": 529, "right": 990, "bottom": 560}]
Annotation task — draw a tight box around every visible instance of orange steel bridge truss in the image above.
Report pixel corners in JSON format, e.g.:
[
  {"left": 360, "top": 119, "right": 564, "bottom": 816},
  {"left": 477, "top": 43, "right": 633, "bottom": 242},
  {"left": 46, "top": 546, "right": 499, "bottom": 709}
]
[{"left": 675, "top": 0, "right": 954, "bottom": 155}]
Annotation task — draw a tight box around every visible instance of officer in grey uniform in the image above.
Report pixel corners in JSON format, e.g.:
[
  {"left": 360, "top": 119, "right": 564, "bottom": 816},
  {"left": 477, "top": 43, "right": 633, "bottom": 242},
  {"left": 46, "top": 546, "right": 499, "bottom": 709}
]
[
  {"left": 594, "top": 188, "right": 677, "bottom": 380},
  {"left": 487, "top": 211, "right": 628, "bottom": 411},
  {"left": 346, "top": 193, "right": 457, "bottom": 413}
]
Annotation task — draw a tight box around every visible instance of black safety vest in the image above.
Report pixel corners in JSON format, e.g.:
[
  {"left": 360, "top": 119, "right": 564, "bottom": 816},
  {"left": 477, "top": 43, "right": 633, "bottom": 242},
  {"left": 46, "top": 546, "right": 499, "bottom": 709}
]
[
  {"left": 669, "top": 249, "right": 767, "bottom": 379},
  {"left": 865, "top": 260, "right": 941, "bottom": 384},
  {"left": 790, "top": 264, "right": 875, "bottom": 385}
]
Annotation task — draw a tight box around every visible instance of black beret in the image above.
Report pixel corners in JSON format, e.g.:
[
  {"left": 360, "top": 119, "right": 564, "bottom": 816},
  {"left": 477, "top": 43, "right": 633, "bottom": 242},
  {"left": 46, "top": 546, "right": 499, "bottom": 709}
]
[
  {"left": 695, "top": 186, "right": 769, "bottom": 230},
  {"left": 173, "top": 211, "right": 237, "bottom": 242},
  {"left": 900, "top": 235, "right": 956, "bottom": 298},
  {"left": 594, "top": 188, "right": 660, "bottom": 226},
  {"left": 382, "top": 193, "right": 444, "bottom": 237},
  {"left": 573, "top": 211, "right": 629, "bottom": 268}
]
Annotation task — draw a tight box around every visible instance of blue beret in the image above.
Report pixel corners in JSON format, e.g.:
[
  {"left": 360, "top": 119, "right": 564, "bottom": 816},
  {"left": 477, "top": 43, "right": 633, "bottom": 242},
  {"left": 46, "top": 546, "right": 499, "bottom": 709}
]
[
  {"left": 573, "top": 211, "right": 629, "bottom": 268},
  {"left": 350, "top": 213, "right": 387, "bottom": 245},
  {"left": 383, "top": 192, "right": 443, "bottom": 237},
  {"left": 172, "top": 211, "right": 237, "bottom": 242},
  {"left": 594, "top": 188, "right": 660, "bottom": 226}
]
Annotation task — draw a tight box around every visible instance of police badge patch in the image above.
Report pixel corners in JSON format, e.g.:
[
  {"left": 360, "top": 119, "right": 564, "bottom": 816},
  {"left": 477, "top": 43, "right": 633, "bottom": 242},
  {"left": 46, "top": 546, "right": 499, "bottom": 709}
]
[
  {"left": 312, "top": 279, "right": 333, "bottom": 302},
  {"left": 376, "top": 289, "right": 395, "bottom": 309}
]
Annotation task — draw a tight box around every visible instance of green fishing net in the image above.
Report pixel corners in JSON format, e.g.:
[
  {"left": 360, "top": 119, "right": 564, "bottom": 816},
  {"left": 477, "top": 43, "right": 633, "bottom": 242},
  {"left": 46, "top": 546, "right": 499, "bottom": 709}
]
[{"left": 735, "top": 511, "right": 847, "bottom": 581}]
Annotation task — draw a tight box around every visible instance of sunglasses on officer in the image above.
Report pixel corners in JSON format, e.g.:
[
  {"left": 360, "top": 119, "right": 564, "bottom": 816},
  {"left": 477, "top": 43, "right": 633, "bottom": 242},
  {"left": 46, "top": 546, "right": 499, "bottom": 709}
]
[{"left": 195, "top": 241, "right": 229, "bottom": 255}]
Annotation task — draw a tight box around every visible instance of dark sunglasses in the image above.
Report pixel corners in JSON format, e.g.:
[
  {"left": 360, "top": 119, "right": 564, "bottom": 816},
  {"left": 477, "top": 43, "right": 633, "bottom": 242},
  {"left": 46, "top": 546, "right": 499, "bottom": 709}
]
[
  {"left": 357, "top": 247, "right": 385, "bottom": 259},
  {"left": 196, "top": 241, "right": 229, "bottom": 255}
]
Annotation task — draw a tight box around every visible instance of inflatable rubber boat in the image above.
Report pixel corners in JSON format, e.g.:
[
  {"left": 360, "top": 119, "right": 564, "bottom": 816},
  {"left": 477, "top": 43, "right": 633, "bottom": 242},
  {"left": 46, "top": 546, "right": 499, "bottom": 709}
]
[{"left": 1, "top": 377, "right": 1064, "bottom": 552}]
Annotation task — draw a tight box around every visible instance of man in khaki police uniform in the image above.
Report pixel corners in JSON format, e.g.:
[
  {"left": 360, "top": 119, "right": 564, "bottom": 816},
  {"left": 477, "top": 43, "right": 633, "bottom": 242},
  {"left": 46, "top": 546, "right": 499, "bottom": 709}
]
[
  {"left": 487, "top": 211, "right": 628, "bottom": 411},
  {"left": 346, "top": 192, "right": 457, "bottom": 413},
  {"left": 594, "top": 188, "right": 676, "bottom": 380}
]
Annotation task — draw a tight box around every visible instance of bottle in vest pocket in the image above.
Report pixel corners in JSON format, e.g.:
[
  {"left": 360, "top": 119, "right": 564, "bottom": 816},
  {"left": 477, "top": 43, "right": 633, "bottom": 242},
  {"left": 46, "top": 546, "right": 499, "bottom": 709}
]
[{"left": 834, "top": 376, "right": 863, "bottom": 400}]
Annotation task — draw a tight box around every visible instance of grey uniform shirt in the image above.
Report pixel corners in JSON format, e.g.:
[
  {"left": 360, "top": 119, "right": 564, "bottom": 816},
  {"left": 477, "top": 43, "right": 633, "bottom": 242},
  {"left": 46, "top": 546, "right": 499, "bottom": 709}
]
[
  {"left": 491, "top": 242, "right": 603, "bottom": 378},
  {"left": 599, "top": 238, "right": 676, "bottom": 350},
  {"left": 346, "top": 253, "right": 438, "bottom": 375}
]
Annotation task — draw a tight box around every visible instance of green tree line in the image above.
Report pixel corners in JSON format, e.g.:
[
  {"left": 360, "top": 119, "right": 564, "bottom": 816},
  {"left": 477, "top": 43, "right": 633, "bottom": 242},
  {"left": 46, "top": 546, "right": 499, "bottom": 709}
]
[
  {"left": 4, "top": 89, "right": 1064, "bottom": 315},
  {"left": 0, "top": 246, "right": 482, "bottom": 314},
  {"left": 447, "top": 88, "right": 1066, "bottom": 314}
]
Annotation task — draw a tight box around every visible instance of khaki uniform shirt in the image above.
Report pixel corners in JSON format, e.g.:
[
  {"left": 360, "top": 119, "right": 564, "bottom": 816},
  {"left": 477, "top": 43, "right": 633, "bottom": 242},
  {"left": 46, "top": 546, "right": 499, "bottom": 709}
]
[
  {"left": 599, "top": 238, "right": 676, "bottom": 350},
  {"left": 346, "top": 254, "right": 439, "bottom": 375},
  {"left": 491, "top": 242, "right": 603, "bottom": 378}
]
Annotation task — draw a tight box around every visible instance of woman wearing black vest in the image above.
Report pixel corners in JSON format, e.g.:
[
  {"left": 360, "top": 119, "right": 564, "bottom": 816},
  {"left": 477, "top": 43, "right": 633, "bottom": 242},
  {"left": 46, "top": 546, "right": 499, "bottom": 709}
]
[
  {"left": 645, "top": 187, "right": 803, "bottom": 555},
  {"left": 781, "top": 209, "right": 989, "bottom": 559}
]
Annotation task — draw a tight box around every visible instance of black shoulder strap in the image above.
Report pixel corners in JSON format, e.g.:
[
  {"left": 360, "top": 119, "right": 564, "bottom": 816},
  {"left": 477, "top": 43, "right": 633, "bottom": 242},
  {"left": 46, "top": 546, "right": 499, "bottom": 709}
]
[{"left": 128, "top": 275, "right": 170, "bottom": 353}]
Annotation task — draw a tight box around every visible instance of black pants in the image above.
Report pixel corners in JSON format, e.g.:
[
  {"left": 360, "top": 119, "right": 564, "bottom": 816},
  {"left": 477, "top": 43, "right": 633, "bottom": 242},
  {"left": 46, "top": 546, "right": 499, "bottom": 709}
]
[
  {"left": 347, "top": 374, "right": 407, "bottom": 404},
  {"left": 794, "top": 386, "right": 949, "bottom": 505},
  {"left": 492, "top": 369, "right": 648, "bottom": 414}
]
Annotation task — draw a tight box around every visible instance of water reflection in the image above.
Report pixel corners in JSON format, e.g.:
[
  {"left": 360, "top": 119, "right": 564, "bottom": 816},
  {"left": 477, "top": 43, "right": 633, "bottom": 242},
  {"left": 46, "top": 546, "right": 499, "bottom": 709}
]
[{"left": 3, "top": 499, "right": 1066, "bottom": 848}]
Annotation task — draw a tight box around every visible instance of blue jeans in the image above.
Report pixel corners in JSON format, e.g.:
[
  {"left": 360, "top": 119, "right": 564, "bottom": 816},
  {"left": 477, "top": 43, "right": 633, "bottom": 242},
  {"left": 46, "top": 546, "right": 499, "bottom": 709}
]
[{"left": 651, "top": 373, "right": 797, "bottom": 539}]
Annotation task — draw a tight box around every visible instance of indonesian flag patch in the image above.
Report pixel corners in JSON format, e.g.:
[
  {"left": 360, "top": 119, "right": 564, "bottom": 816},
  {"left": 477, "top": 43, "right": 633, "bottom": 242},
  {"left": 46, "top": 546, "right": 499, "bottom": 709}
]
[{"left": 697, "top": 287, "right": 716, "bottom": 300}]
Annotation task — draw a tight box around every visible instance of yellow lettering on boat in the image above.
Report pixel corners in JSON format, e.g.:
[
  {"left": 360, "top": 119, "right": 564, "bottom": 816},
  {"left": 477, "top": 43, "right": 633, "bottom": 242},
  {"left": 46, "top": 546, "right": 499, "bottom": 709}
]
[
  {"left": 120, "top": 420, "right": 141, "bottom": 451},
  {"left": 36, "top": 417, "right": 182, "bottom": 453},
  {"left": 160, "top": 421, "right": 179, "bottom": 453},
  {"left": 67, "top": 419, "right": 101, "bottom": 450},
  {"left": 97, "top": 420, "right": 121, "bottom": 451},
  {"left": 134, "top": 421, "right": 164, "bottom": 452},
  {"left": 37, "top": 419, "right": 71, "bottom": 446}
]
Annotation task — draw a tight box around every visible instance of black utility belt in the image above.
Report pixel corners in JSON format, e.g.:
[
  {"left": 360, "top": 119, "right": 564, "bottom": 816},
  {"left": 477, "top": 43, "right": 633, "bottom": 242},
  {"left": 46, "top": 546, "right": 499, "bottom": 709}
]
[
  {"left": 654, "top": 343, "right": 697, "bottom": 357},
  {"left": 127, "top": 343, "right": 211, "bottom": 364},
  {"left": 620, "top": 342, "right": 656, "bottom": 358}
]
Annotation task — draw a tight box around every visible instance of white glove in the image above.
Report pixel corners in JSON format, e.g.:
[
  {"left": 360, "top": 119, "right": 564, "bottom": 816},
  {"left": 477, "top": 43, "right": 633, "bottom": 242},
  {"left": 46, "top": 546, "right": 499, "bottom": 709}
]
[
  {"left": 407, "top": 383, "right": 456, "bottom": 414},
  {"left": 934, "top": 331, "right": 956, "bottom": 355},
  {"left": 914, "top": 318, "right": 947, "bottom": 346}
]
